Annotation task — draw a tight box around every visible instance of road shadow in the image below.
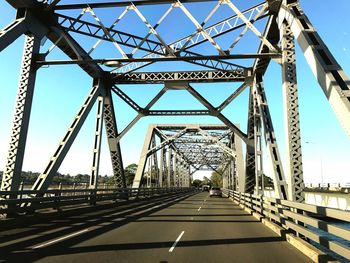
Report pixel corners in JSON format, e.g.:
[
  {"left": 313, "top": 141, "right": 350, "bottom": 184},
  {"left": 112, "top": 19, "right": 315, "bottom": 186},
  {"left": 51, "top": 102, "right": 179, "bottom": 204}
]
[
  {"left": 2, "top": 235, "right": 285, "bottom": 261},
  {"left": 0, "top": 192, "right": 195, "bottom": 262}
]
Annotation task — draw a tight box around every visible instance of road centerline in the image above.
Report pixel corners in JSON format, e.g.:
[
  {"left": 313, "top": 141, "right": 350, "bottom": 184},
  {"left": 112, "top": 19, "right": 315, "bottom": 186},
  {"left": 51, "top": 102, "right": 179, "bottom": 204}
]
[
  {"left": 169, "top": 231, "right": 185, "bottom": 252},
  {"left": 32, "top": 229, "right": 89, "bottom": 249}
]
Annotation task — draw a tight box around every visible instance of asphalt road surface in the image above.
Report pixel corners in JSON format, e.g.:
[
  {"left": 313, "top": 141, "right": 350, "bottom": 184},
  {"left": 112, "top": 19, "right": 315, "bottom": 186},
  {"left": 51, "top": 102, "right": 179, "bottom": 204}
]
[{"left": 0, "top": 192, "right": 311, "bottom": 263}]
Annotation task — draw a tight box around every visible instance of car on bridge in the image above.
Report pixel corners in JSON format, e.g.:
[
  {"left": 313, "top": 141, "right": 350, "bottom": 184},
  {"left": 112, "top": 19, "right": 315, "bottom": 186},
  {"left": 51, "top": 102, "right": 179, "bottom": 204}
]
[
  {"left": 209, "top": 187, "right": 222, "bottom": 197},
  {"left": 202, "top": 185, "right": 210, "bottom": 191}
]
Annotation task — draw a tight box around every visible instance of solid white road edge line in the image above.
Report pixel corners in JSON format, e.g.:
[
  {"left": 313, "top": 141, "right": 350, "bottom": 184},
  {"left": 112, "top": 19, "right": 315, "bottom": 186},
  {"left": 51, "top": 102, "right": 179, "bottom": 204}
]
[
  {"left": 33, "top": 229, "right": 89, "bottom": 249},
  {"left": 169, "top": 231, "right": 185, "bottom": 252}
]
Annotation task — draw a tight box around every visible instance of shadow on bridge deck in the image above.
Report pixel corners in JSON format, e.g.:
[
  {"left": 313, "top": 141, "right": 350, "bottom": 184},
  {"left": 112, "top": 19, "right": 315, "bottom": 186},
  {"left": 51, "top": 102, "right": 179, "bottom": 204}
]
[{"left": 0, "top": 192, "right": 311, "bottom": 263}]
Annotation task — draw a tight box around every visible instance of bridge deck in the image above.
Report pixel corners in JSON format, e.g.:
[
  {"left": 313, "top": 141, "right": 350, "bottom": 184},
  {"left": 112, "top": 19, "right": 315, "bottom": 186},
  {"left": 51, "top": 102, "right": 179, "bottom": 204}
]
[{"left": 0, "top": 192, "right": 310, "bottom": 262}]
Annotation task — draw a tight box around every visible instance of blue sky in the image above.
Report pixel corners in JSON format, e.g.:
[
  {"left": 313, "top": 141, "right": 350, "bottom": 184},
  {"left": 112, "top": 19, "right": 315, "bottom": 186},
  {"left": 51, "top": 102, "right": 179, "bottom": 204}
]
[{"left": 0, "top": 0, "right": 350, "bottom": 184}]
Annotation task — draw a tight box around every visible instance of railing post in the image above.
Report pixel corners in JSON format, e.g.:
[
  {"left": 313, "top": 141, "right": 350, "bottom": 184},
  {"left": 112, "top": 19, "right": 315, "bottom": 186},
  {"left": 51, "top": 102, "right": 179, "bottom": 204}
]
[
  {"left": 90, "top": 189, "right": 96, "bottom": 205},
  {"left": 54, "top": 183, "right": 63, "bottom": 211},
  {"left": 19, "top": 181, "right": 24, "bottom": 201}
]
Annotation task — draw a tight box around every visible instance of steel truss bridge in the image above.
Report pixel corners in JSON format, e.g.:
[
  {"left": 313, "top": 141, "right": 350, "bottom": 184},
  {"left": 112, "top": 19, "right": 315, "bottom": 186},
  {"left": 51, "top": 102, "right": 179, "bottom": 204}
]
[{"left": 0, "top": 0, "right": 350, "bottom": 262}]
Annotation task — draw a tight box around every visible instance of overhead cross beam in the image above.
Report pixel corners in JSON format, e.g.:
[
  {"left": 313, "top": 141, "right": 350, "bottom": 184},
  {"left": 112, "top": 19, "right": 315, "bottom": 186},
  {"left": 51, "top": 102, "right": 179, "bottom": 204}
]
[{"left": 132, "top": 124, "right": 239, "bottom": 189}]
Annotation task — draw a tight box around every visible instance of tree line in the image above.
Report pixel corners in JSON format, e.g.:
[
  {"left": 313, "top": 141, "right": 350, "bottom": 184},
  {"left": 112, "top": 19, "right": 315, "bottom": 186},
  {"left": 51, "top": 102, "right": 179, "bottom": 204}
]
[
  {"left": 0, "top": 163, "right": 138, "bottom": 187},
  {"left": 191, "top": 171, "right": 274, "bottom": 189},
  {"left": 0, "top": 166, "right": 274, "bottom": 189}
]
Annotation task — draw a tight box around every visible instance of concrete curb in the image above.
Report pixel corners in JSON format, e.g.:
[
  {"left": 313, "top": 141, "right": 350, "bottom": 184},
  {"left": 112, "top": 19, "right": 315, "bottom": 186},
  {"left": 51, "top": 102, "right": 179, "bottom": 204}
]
[{"left": 226, "top": 195, "right": 337, "bottom": 263}]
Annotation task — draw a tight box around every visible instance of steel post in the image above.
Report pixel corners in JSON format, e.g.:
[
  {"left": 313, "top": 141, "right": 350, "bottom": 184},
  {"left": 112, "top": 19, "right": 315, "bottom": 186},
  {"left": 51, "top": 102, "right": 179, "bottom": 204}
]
[
  {"left": 1, "top": 34, "right": 40, "bottom": 193},
  {"left": 244, "top": 87, "right": 256, "bottom": 194},
  {"left": 89, "top": 95, "right": 105, "bottom": 189},
  {"left": 281, "top": 21, "right": 305, "bottom": 202},
  {"left": 103, "top": 87, "right": 126, "bottom": 188}
]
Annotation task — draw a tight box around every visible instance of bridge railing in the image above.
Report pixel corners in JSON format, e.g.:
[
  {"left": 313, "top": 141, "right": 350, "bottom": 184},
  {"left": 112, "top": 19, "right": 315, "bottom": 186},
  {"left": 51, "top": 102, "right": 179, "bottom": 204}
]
[
  {"left": 0, "top": 187, "right": 193, "bottom": 215},
  {"left": 222, "top": 189, "right": 350, "bottom": 261}
]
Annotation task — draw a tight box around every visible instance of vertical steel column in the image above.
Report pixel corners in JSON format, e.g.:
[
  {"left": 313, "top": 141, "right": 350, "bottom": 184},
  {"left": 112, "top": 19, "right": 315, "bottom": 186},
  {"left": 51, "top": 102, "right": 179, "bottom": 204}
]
[
  {"left": 232, "top": 161, "right": 237, "bottom": 191},
  {"left": 103, "top": 87, "right": 126, "bottom": 188},
  {"left": 89, "top": 95, "right": 105, "bottom": 189},
  {"left": 281, "top": 21, "right": 304, "bottom": 201},
  {"left": 151, "top": 136, "right": 159, "bottom": 187},
  {"left": 253, "top": 92, "right": 263, "bottom": 195},
  {"left": 244, "top": 86, "right": 256, "bottom": 194},
  {"left": 1, "top": 35, "right": 40, "bottom": 193},
  {"left": 186, "top": 164, "right": 190, "bottom": 187},
  {"left": 167, "top": 147, "right": 173, "bottom": 187},
  {"left": 235, "top": 128, "right": 244, "bottom": 192},
  {"left": 223, "top": 167, "right": 228, "bottom": 189},
  {"left": 147, "top": 156, "right": 151, "bottom": 188},
  {"left": 159, "top": 146, "right": 165, "bottom": 187},
  {"left": 180, "top": 161, "right": 185, "bottom": 187},
  {"left": 173, "top": 154, "right": 178, "bottom": 187},
  {"left": 254, "top": 77, "right": 288, "bottom": 199}
]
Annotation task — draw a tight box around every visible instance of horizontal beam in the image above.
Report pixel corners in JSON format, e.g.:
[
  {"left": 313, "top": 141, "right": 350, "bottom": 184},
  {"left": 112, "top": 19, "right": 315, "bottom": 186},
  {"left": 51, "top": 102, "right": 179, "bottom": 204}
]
[
  {"left": 155, "top": 124, "right": 230, "bottom": 130},
  {"left": 148, "top": 110, "right": 210, "bottom": 116},
  {"left": 113, "top": 70, "right": 247, "bottom": 84},
  {"left": 55, "top": 0, "right": 216, "bottom": 10},
  {"left": 36, "top": 53, "right": 280, "bottom": 66}
]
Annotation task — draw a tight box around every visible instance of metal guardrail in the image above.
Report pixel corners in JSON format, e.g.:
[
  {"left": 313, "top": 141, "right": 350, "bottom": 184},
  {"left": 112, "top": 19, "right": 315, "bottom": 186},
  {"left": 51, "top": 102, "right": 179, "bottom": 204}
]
[
  {"left": 222, "top": 189, "right": 350, "bottom": 261},
  {"left": 305, "top": 182, "right": 350, "bottom": 189},
  {"left": 0, "top": 187, "right": 193, "bottom": 215}
]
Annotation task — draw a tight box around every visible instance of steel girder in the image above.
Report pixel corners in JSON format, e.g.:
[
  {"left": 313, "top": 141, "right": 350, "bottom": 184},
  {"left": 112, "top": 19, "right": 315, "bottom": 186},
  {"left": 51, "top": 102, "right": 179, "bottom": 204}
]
[
  {"left": 254, "top": 76, "right": 288, "bottom": 199},
  {"left": 108, "top": 82, "right": 248, "bottom": 144},
  {"left": 56, "top": 14, "right": 245, "bottom": 72},
  {"left": 113, "top": 70, "right": 247, "bottom": 84},
  {"left": 31, "top": 80, "right": 101, "bottom": 192},
  {"left": 103, "top": 87, "right": 126, "bottom": 188},
  {"left": 279, "top": 2, "right": 350, "bottom": 138},
  {"left": 1, "top": 0, "right": 350, "bottom": 201},
  {"left": 132, "top": 124, "right": 239, "bottom": 189},
  {"left": 4, "top": 0, "right": 104, "bottom": 77},
  {"left": 89, "top": 95, "right": 105, "bottom": 189},
  {"left": 253, "top": 87, "right": 263, "bottom": 195},
  {"left": 53, "top": 1, "right": 270, "bottom": 73},
  {"left": 1, "top": 35, "right": 40, "bottom": 193},
  {"left": 281, "top": 21, "right": 304, "bottom": 202},
  {"left": 244, "top": 87, "right": 256, "bottom": 194},
  {"left": 132, "top": 126, "right": 154, "bottom": 188},
  {"left": 0, "top": 17, "right": 27, "bottom": 52}
]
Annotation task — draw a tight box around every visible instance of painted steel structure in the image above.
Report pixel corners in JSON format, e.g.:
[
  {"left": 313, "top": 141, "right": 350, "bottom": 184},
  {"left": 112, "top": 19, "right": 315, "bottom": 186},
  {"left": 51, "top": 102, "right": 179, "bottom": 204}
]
[
  {"left": 0, "top": 0, "right": 349, "bottom": 203},
  {"left": 132, "top": 124, "right": 244, "bottom": 189}
]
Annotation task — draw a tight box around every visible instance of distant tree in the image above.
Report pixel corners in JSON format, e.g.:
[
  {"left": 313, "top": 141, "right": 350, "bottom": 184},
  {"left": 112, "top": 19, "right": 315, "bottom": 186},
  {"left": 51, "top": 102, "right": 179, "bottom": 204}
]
[
  {"left": 75, "top": 173, "right": 89, "bottom": 183},
  {"left": 202, "top": 176, "right": 211, "bottom": 186},
  {"left": 211, "top": 171, "right": 223, "bottom": 187},
  {"left": 192, "top": 179, "right": 202, "bottom": 187},
  {"left": 125, "top": 163, "right": 138, "bottom": 186},
  {"left": 259, "top": 174, "right": 274, "bottom": 189}
]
